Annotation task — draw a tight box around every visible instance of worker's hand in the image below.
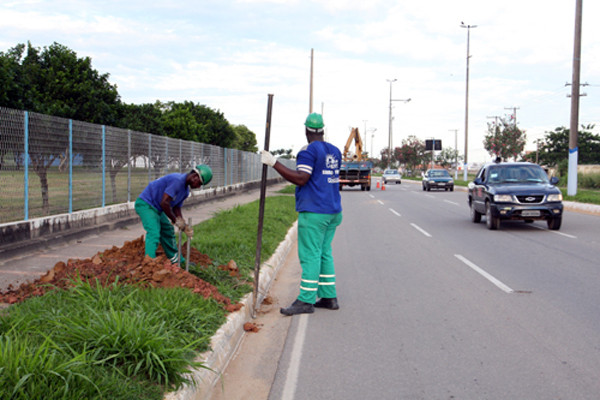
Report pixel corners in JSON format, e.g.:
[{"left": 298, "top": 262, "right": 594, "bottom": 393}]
[
  {"left": 261, "top": 150, "right": 277, "bottom": 167},
  {"left": 174, "top": 217, "right": 186, "bottom": 231},
  {"left": 184, "top": 225, "right": 194, "bottom": 237}
]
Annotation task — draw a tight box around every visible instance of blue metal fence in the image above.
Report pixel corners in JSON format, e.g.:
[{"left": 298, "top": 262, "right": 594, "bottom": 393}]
[{"left": 0, "top": 106, "right": 286, "bottom": 224}]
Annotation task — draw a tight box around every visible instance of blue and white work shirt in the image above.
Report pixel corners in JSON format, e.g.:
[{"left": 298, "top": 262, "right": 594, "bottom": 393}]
[
  {"left": 295, "top": 141, "right": 342, "bottom": 214},
  {"left": 138, "top": 173, "right": 190, "bottom": 212}
]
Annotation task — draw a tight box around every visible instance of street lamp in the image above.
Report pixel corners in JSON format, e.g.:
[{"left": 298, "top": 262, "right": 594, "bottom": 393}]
[
  {"left": 461, "top": 21, "right": 477, "bottom": 181},
  {"left": 387, "top": 79, "right": 411, "bottom": 169}
]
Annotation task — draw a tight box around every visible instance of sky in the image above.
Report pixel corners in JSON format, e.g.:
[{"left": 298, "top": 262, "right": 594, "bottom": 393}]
[{"left": 1, "top": 0, "right": 599, "bottom": 165}]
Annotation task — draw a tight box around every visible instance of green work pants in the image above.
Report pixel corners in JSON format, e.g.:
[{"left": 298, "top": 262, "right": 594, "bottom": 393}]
[
  {"left": 296, "top": 211, "right": 343, "bottom": 304},
  {"left": 134, "top": 198, "right": 183, "bottom": 264}
]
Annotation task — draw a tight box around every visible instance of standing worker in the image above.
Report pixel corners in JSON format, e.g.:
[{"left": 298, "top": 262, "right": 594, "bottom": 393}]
[
  {"left": 261, "top": 113, "right": 343, "bottom": 316},
  {"left": 134, "top": 164, "right": 213, "bottom": 266}
]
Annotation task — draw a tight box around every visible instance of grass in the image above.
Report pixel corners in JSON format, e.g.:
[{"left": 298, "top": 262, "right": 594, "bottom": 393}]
[{"left": 0, "top": 190, "right": 298, "bottom": 399}]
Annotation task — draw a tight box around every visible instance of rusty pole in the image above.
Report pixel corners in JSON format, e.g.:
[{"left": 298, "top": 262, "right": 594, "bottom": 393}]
[{"left": 252, "top": 94, "right": 274, "bottom": 318}]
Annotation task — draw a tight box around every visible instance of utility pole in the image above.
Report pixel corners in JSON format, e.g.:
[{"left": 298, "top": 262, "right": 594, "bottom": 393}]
[
  {"left": 568, "top": 0, "right": 583, "bottom": 196},
  {"left": 486, "top": 115, "right": 501, "bottom": 126},
  {"left": 504, "top": 106, "right": 520, "bottom": 125},
  {"left": 387, "top": 79, "right": 396, "bottom": 169},
  {"left": 309, "top": 48, "right": 314, "bottom": 113},
  {"left": 363, "top": 120, "right": 368, "bottom": 157},
  {"left": 461, "top": 22, "right": 477, "bottom": 182}
]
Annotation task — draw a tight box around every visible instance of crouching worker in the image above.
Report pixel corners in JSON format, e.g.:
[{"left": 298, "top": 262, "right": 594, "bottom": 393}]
[
  {"left": 261, "top": 113, "right": 343, "bottom": 316},
  {"left": 134, "top": 164, "right": 213, "bottom": 266}
]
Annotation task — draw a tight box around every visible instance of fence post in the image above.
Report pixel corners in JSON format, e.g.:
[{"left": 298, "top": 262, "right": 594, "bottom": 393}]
[
  {"left": 128, "top": 129, "right": 131, "bottom": 203},
  {"left": 224, "top": 148, "right": 228, "bottom": 187},
  {"left": 148, "top": 134, "right": 152, "bottom": 184},
  {"left": 102, "top": 125, "right": 106, "bottom": 207},
  {"left": 69, "top": 119, "right": 73, "bottom": 213},
  {"left": 24, "top": 111, "right": 29, "bottom": 221}
]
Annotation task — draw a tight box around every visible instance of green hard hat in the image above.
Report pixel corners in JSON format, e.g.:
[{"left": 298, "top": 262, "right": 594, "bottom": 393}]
[
  {"left": 193, "top": 164, "right": 212, "bottom": 185},
  {"left": 304, "top": 113, "right": 325, "bottom": 132}
]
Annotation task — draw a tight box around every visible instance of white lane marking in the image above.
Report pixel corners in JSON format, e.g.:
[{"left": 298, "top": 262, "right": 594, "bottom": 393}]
[
  {"left": 444, "top": 200, "right": 460, "bottom": 206},
  {"left": 389, "top": 208, "right": 401, "bottom": 217},
  {"left": 377, "top": 200, "right": 384, "bottom": 205},
  {"left": 281, "top": 313, "right": 309, "bottom": 400},
  {"left": 369, "top": 194, "right": 375, "bottom": 198},
  {"left": 455, "top": 254, "right": 514, "bottom": 294},
  {"left": 410, "top": 223, "right": 432, "bottom": 237},
  {"left": 531, "top": 225, "right": 577, "bottom": 239},
  {"left": 425, "top": 194, "right": 435, "bottom": 199}
]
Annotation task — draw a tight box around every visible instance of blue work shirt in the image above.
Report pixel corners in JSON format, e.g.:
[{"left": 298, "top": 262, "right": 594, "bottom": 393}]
[
  {"left": 295, "top": 141, "right": 342, "bottom": 214},
  {"left": 138, "top": 173, "right": 190, "bottom": 212}
]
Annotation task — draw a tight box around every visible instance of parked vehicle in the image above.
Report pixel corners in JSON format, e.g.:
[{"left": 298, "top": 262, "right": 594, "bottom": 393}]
[
  {"left": 422, "top": 169, "right": 454, "bottom": 191},
  {"left": 468, "top": 162, "right": 563, "bottom": 230},
  {"left": 382, "top": 169, "right": 402, "bottom": 184}
]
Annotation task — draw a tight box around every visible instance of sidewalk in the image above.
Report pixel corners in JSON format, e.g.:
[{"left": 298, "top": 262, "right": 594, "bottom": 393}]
[{"left": 0, "top": 181, "right": 290, "bottom": 292}]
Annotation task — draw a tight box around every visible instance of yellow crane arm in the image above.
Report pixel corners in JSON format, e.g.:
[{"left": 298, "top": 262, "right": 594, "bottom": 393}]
[{"left": 343, "top": 127, "right": 364, "bottom": 161}]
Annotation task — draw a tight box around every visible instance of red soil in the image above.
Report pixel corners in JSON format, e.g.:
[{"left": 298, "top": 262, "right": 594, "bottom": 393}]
[{"left": 0, "top": 236, "right": 243, "bottom": 313}]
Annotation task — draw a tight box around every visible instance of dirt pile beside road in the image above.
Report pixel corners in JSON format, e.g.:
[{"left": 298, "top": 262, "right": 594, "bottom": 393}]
[{"left": 0, "top": 236, "right": 242, "bottom": 312}]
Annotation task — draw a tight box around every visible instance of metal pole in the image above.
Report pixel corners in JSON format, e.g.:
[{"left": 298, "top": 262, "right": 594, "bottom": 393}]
[
  {"left": 309, "top": 49, "right": 314, "bottom": 113},
  {"left": 178, "top": 229, "right": 182, "bottom": 266},
  {"left": 568, "top": 0, "right": 583, "bottom": 196},
  {"left": 387, "top": 79, "right": 396, "bottom": 169},
  {"left": 253, "top": 94, "right": 274, "bottom": 318},
  {"left": 186, "top": 217, "right": 192, "bottom": 272},
  {"left": 461, "top": 22, "right": 477, "bottom": 181}
]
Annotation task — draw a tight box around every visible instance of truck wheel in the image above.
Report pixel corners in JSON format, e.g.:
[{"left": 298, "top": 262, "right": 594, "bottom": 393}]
[
  {"left": 547, "top": 215, "right": 562, "bottom": 230},
  {"left": 367, "top": 186, "right": 371, "bottom": 191},
  {"left": 361, "top": 185, "right": 366, "bottom": 191},
  {"left": 470, "top": 200, "right": 481, "bottom": 223},
  {"left": 339, "top": 185, "right": 343, "bottom": 191},
  {"left": 486, "top": 202, "right": 500, "bottom": 230}
]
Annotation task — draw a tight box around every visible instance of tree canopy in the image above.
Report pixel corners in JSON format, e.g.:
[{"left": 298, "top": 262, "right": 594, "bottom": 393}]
[
  {"left": 483, "top": 118, "right": 526, "bottom": 161},
  {"left": 0, "top": 41, "right": 257, "bottom": 151},
  {"left": 524, "top": 125, "right": 600, "bottom": 166}
]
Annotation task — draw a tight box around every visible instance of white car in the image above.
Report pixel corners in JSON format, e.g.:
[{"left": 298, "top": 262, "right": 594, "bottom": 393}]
[{"left": 382, "top": 169, "right": 402, "bottom": 184}]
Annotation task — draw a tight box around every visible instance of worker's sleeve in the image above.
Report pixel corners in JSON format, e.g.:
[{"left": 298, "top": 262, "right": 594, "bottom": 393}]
[{"left": 296, "top": 145, "right": 315, "bottom": 175}]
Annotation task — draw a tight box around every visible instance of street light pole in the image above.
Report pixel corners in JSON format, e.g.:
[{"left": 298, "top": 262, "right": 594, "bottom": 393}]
[
  {"left": 387, "top": 79, "right": 411, "bottom": 169},
  {"left": 387, "top": 79, "right": 396, "bottom": 169},
  {"left": 461, "top": 22, "right": 477, "bottom": 181}
]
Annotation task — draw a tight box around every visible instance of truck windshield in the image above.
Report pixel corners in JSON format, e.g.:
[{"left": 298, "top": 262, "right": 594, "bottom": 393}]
[{"left": 488, "top": 166, "right": 549, "bottom": 184}]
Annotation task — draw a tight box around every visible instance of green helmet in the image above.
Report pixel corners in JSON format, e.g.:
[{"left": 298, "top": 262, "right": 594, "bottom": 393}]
[
  {"left": 304, "top": 113, "right": 324, "bottom": 133},
  {"left": 192, "top": 164, "right": 212, "bottom": 185}
]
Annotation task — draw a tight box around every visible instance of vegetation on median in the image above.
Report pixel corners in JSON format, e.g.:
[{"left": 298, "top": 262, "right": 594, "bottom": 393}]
[{"left": 0, "top": 189, "right": 298, "bottom": 399}]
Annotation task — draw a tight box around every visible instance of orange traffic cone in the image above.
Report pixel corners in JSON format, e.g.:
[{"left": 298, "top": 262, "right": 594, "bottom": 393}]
[
  {"left": 381, "top": 183, "right": 386, "bottom": 191},
  {"left": 376, "top": 180, "right": 380, "bottom": 188}
]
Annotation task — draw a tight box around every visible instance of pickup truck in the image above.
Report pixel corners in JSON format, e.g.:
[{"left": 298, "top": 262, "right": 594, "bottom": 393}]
[{"left": 339, "top": 161, "right": 372, "bottom": 191}]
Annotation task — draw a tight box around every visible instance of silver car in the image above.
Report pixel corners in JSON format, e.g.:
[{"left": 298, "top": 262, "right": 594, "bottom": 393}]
[{"left": 382, "top": 169, "right": 402, "bottom": 184}]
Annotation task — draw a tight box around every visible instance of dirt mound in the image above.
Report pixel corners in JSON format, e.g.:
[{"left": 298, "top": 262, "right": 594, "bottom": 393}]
[{"left": 0, "top": 236, "right": 242, "bottom": 312}]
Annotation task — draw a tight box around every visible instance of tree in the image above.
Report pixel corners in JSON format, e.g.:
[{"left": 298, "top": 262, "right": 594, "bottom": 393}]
[
  {"left": 397, "top": 135, "right": 427, "bottom": 173},
  {"left": 272, "top": 149, "right": 294, "bottom": 159},
  {"left": 436, "top": 147, "right": 462, "bottom": 169},
  {"left": 160, "top": 101, "right": 236, "bottom": 148},
  {"left": 0, "top": 42, "right": 122, "bottom": 214},
  {"left": 232, "top": 124, "right": 258, "bottom": 152},
  {"left": 483, "top": 118, "right": 526, "bottom": 161},
  {"left": 524, "top": 124, "right": 600, "bottom": 167}
]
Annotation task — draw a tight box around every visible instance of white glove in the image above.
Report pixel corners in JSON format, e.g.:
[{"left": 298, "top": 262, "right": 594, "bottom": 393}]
[
  {"left": 174, "top": 217, "right": 186, "bottom": 231},
  {"left": 184, "top": 225, "right": 194, "bottom": 237},
  {"left": 261, "top": 150, "right": 277, "bottom": 167}
]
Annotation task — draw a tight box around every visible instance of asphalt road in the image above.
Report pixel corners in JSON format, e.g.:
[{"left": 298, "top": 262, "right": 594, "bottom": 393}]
[{"left": 265, "top": 181, "right": 600, "bottom": 400}]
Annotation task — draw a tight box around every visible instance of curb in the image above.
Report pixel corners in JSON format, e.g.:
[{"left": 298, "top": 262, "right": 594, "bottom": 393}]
[{"left": 164, "top": 221, "right": 298, "bottom": 400}]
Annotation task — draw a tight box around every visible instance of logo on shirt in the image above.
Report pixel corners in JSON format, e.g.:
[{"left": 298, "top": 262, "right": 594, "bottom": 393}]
[{"left": 325, "top": 154, "right": 339, "bottom": 170}]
